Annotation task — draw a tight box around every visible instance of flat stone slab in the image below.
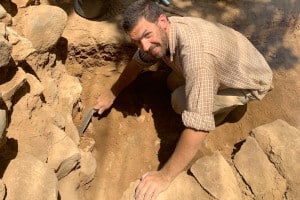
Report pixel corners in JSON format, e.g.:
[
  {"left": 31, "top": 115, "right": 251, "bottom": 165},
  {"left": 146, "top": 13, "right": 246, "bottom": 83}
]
[
  {"left": 251, "top": 119, "right": 300, "bottom": 199},
  {"left": 234, "top": 136, "right": 286, "bottom": 199},
  {"left": 191, "top": 151, "right": 242, "bottom": 200}
]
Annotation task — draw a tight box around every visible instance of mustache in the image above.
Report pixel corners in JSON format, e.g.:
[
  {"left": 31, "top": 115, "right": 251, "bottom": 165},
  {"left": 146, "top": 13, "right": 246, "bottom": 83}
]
[{"left": 149, "top": 44, "right": 159, "bottom": 52}]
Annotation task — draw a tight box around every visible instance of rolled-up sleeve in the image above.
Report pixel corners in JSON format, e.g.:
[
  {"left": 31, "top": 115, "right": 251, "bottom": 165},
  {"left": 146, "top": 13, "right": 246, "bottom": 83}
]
[{"left": 181, "top": 51, "right": 217, "bottom": 131}]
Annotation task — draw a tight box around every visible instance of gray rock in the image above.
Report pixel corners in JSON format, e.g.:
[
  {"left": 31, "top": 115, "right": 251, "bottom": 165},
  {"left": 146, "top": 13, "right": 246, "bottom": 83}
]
[
  {"left": 2, "top": 153, "right": 58, "bottom": 200},
  {"left": 0, "top": 36, "right": 11, "bottom": 68},
  {"left": 191, "top": 151, "right": 242, "bottom": 200},
  {"left": 234, "top": 136, "right": 286, "bottom": 199},
  {"left": 0, "top": 110, "right": 6, "bottom": 139},
  {"left": 21, "top": 5, "right": 67, "bottom": 52},
  {"left": 251, "top": 119, "right": 300, "bottom": 200}
]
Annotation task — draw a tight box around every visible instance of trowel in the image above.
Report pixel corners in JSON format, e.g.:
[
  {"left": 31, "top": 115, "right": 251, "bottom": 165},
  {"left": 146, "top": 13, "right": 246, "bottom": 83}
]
[{"left": 79, "top": 108, "right": 97, "bottom": 136}]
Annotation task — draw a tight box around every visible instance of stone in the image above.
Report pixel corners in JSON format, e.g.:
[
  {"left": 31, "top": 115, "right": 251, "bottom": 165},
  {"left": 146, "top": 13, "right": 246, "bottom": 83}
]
[
  {"left": 0, "top": 67, "right": 27, "bottom": 109},
  {"left": 21, "top": 5, "right": 67, "bottom": 52},
  {"left": 0, "top": 110, "right": 6, "bottom": 138},
  {"left": 1, "top": 13, "right": 12, "bottom": 26},
  {"left": 58, "top": 169, "right": 82, "bottom": 200},
  {"left": 234, "top": 136, "right": 286, "bottom": 199},
  {"left": 0, "top": 179, "right": 5, "bottom": 200},
  {"left": 251, "top": 119, "right": 300, "bottom": 200},
  {"left": 0, "top": 36, "right": 11, "bottom": 68},
  {"left": 47, "top": 124, "right": 81, "bottom": 180},
  {"left": 121, "top": 172, "right": 210, "bottom": 200},
  {"left": 26, "top": 73, "right": 44, "bottom": 96},
  {"left": 58, "top": 74, "right": 82, "bottom": 114},
  {"left": 65, "top": 113, "right": 80, "bottom": 145},
  {"left": 42, "top": 77, "right": 58, "bottom": 104},
  {"left": 157, "top": 172, "right": 210, "bottom": 200},
  {"left": 0, "top": 22, "right": 6, "bottom": 38},
  {"left": 80, "top": 136, "right": 96, "bottom": 152},
  {"left": 2, "top": 153, "right": 58, "bottom": 200},
  {"left": 7, "top": 27, "right": 36, "bottom": 62},
  {"left": 191, "top": 151, "right": 242, "bottom": 200},
  {"left": 0, "top": 109, "right": 7, "bottom": 148},
  {"left": 79, "top": 151, "right": 96, "bottom": 188},
  {"left": 0, "top": 5, "right": 6, "bottom": 19}
]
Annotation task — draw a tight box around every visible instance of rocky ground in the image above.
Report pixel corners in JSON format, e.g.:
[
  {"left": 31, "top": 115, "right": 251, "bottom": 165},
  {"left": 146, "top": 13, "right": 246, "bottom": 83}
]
[{"left": 0, "top": 0, "right": 300, "bottom": 200}]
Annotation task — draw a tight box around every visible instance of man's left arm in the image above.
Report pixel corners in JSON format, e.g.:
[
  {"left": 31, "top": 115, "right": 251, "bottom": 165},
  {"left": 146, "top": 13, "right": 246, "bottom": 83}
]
[{"left": 135, "top": 128, "right": 208, "bottom": 200}]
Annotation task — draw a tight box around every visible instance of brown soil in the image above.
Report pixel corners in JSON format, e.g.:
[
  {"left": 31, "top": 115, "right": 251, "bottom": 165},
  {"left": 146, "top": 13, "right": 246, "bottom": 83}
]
[{"left": 57, "top": 0, "right": 300, "bottom": 199}]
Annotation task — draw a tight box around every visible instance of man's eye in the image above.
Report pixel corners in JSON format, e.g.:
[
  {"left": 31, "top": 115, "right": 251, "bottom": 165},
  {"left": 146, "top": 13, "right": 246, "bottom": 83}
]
[{"left": 144, "top": 33, "right": 151, "bottom": 38}]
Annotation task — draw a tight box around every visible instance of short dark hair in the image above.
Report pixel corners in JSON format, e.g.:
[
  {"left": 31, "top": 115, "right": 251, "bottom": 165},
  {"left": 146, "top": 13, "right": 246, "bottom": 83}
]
[{"left": 122, "top": 0, "right": 164, "bottom": 32}]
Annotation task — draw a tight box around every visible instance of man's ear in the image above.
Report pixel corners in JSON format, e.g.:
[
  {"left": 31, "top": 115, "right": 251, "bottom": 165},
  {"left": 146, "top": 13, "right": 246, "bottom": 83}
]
[{"left": 157, "top": 14, "right": 168, "bottom": 29}]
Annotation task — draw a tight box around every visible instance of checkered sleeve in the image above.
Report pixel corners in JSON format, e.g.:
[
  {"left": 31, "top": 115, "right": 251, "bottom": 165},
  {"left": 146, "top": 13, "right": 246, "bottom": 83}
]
[{"left": 181, "top": 52, "right": 217, "bottom": 131}]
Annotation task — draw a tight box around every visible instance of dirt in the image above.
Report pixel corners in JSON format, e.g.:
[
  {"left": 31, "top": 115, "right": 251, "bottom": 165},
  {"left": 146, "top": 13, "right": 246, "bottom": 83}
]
[{"left": 55, "top": 0, "right": 300, "bottom": 199}]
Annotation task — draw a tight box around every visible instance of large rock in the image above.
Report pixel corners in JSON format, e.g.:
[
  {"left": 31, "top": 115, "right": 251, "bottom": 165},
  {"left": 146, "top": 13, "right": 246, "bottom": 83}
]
[
  {"left": 191, "top": 151, "right": 242, "bottom": 200},
  {"left": 2, "top": 153, "right": 58, "bottom": 200},
  {"left": 234, "top": 137, "right": 286, "bottom": 199},
  {"left": 0, "top": 179, "right": 5, "bottom": 200},
  {"left": 0, "top": 22, "right": 6, "bottom": 37},
  {"left": 57, "top": 73, "right": 82, "bottom": 144},
  {"left": 0, "top": 67, "right": 27, "bottom": 109},
  {"left": 21, "top": 5, "right": 67, "bottom": 52},
  {"left": 0, "top": 5, "right": 6, "bottom": 19},
  {"left": 58, "top": 169, "right": 82, "bottom": 200},
  {"left": 0, "top": 109, "right": 7, "bottom": 148},
  {"left": 251, "top": 119, "right": 300, "bottom": 200},
  {"left": 121, "top": 172, "right": 210, "bottom": 200},
  {"left": 0, "top": 34, "right": 11, "bottom": 68},
  {"left": 157, "top": 172, "right": 210, "bottom": 200},
  {"left": 6, "top": 27, "right": 36, "bottom": 61},
  {"left": 47, "top": 124, "right": 80, "bottom": 180},
  {"left": 79, "top": 151, "right": 97, "bottom": 188}
]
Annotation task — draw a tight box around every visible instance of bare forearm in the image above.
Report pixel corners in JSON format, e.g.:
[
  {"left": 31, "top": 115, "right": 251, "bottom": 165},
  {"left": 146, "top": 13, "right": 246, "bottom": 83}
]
[
  {"left": 111, "top": 60, "right": 143, "bottom": 97},
  {"left": 160, "top": 128, "right": 208, "bottom": 181}
]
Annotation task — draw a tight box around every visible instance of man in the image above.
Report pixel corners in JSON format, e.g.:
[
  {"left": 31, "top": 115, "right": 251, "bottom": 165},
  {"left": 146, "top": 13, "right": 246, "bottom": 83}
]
[{"left": 94, "top": 0, "right": 273, "bottom": 199}]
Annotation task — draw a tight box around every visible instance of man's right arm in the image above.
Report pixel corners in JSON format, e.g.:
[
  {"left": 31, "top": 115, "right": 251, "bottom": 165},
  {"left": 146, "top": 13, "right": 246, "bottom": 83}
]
[
  {"left": 111, "top": 59, "right": 144, "bottom": 97},
  {"left": 94, "top": 59, "right": 144, "bottom": 114}
]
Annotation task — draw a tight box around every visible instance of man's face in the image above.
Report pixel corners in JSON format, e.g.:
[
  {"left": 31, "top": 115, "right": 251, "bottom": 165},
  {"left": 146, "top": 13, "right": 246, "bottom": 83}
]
[{"left": 129, "top": 16, "right": 168, "bottom": 59}]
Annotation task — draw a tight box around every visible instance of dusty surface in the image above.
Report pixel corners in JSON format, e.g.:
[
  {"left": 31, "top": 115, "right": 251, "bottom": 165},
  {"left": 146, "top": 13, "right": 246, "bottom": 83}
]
[
  {"left": 57, "top": 0, "right": 300, "bottom": 199},
  {"left": 7, "top": 0, "right": 298, "bottom": 199}
]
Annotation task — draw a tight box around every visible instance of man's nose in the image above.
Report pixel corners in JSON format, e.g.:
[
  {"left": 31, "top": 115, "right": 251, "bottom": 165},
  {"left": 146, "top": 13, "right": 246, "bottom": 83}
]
[{"left": 140, "top": 39, "right": 151, "bottom": 52}]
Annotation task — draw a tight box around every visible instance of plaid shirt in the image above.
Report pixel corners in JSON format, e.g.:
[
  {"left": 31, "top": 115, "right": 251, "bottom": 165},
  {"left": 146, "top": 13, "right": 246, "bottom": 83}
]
[{"left": 133, "top": 16, "right": 273, "bottom": 131}]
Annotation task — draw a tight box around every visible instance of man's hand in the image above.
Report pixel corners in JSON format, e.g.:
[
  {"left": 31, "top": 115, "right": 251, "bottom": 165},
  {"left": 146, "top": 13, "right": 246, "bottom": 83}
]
[
  {"left": 93, "top": 90, "right": 116, "bottom": 115},
  {"left": 135, "top": 171, "right": 171, "bottom": 200},
  {"left": 134, "top": 128, "right": 207, "bottom": 200}
]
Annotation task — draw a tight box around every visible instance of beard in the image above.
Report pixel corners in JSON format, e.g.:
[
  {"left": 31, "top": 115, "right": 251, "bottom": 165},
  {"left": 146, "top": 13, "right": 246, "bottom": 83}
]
[{"left": 149, "top": 26, "right": 168, "bottom": 59}]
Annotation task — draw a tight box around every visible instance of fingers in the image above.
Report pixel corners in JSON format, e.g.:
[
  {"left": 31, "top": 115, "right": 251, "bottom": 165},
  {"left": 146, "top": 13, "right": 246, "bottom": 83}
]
[
  {"left": 135, "top": 183, "right": 154, "bottom": 200},
  {"left": 135, "top": 173, "right": 158, "bottom": 200},
  {"left": 96, "top": 107, "right": 105, "bottom": 115},
  {"left": 141, "top": 172, "right": 149, "bottom": 179}
]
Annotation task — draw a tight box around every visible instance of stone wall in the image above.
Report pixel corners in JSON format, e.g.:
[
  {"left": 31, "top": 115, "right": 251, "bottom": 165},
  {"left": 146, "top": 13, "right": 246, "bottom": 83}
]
[{"left": 0, "top": 3, "right": 96, "bottom": 199}]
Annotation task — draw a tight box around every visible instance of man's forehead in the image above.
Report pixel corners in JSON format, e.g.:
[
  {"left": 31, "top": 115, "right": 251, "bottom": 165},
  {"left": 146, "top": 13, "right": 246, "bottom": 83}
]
[{"left": 130, "top": 18, "right": 154, "bottom": 38}]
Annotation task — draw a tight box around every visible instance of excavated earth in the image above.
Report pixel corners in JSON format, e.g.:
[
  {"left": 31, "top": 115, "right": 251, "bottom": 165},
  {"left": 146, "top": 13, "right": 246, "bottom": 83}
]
[{"left": 0, "top": 0, "right": 300, "bottom": 200}]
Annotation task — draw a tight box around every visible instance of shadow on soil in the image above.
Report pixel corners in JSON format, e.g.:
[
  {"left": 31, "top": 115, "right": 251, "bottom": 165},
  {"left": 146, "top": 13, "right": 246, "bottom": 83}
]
[{"left": 113, "top": 65, "right": 184, "bottom": 168}]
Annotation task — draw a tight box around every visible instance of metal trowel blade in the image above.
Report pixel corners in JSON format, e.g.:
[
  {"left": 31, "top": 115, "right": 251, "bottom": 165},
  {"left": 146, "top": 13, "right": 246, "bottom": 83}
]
[{"left": 80, "top": 108, "right": 95, "bottom": 136}]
